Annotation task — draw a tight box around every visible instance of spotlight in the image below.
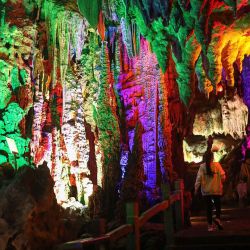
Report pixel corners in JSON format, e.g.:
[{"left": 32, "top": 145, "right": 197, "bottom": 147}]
[{"left": 217, "top": 83, "right": 223, "bottom": 93}]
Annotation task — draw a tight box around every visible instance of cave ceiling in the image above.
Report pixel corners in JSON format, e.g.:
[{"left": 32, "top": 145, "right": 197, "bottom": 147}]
[{"left": 3, "top": 0, "right": 250, "bottom": 105}]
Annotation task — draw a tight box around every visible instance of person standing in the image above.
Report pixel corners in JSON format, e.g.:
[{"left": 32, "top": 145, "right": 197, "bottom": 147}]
[
  {"left": 237, "top": 177, "right": 247, "bottom": 207},
  {"left": 195, "top": 150, "right": 226, "bottom": 231},
  {"left": 239, "top": 149, "right": 250, "bottom": 201}
]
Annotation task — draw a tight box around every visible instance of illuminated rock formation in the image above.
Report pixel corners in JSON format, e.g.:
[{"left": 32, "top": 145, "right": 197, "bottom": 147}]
[
  {"left": 118, "top": 38, "right": 161, "bottom": 193},
  {"left": 1, "top": 2, "right": 250, "bottom": 244}
]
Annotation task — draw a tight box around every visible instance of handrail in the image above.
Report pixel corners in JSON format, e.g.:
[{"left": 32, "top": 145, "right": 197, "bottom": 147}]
[
  {"left": 72, "top": 235, "right": 109, "bottom": 245},
  {"left": 170, "top": 192, "right": 181, "bottom": 204},
  {"left": 139, "top": 200, "right": 170, "bottom": 227},
  {"left": 59, "top": 224, "right": 133, "bottom": 249},
  {"left": 57, "top": 179, "right": 184, "bottom": 250},
  {"left": 58, "top": 235, "right": 110, "bottom": 250},
  {"left": 106, "top": 224, "right": 133, "bottom": 242},
  {"left": 139, "top": 192, "right": 181, "bottom": 228}
]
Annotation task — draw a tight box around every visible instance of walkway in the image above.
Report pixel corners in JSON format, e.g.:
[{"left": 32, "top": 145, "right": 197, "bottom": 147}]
[
  {"left": 56, "top": 203, "right": 250, "bottom": 250},
  {"left": 172, "top": 206, "right": 250, "bottom": 249}
]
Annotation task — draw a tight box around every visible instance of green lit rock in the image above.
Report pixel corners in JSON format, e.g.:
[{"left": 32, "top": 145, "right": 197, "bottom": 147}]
[
  {"left": 0, "top": 133, "right": 30, "bottom": 168},
  {"left": 11, "top": 66, "right": 21, "bottom": 91},
  {"left": 23, "top": 0, "right": 38, "bottom": 15},
  {"left": 16, "top": 157, "right": 29, "bottom": 168},
  {"left": 3, "top": 103, "right": 25, "bottom": 133},
  {"left": 0, "top": 60, "right": 11, "bottom": 109},
  {"left": 0, "top": 121, "right": 5, "bottom": 135},
  {"left": 0, "top": 136, "right": 10, "bottom": 166},
  {"left": 134, "top": 8, "right": 168, "bottom": 72},
  {"left": 0, "top": 155, "right": 7, "bottom": 164},
  {"left": 0, "top": 86, "right": 11, "bottom": 110},
  {"left": 77, "top": 0, "right": 101, "bottom": 28},
  {"left": 7, "top": 135, "right": 30, "bottom": 156},
  {"left": 20, "top": 69, "right": 28, "bottom": 85}
]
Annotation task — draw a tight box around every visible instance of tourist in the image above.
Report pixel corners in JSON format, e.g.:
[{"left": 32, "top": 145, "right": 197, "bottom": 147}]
[
  {"left": 237, "top": 177, "right": 247, "bottom": 207},
  {"left": 194, "top": 149, "right": 226, "bottom": 232},
  {"left": 239, "top": 149, "right": 250, "bottom": 202}
]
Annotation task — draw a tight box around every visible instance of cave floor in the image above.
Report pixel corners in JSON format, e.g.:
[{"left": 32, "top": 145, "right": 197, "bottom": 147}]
[{"left": 173, "top": 205, "right": 250, "bottom": 249}]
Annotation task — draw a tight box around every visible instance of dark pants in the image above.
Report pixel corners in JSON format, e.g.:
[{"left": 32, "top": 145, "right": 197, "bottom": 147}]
[{"left": 204, "top": 195, "right": 221, "bottom": 225}]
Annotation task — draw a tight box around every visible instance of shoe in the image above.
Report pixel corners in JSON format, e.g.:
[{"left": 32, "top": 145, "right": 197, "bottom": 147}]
[
  {"left": 208, "top": 224, "right": 216, "bottom": 232},
  {"left": 214, "top": 218, "right": 223, "bottom": 230}
]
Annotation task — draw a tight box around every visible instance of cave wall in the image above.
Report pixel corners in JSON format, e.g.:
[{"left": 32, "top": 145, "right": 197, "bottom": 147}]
[
  {"left": 0, "top": 0, "right": 250, "bottom": 221},
  {"left": 2, "top": 1, "right": 250, "bottom": 249}
]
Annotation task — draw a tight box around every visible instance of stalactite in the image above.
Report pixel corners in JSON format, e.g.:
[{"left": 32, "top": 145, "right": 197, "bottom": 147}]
[
  {"left": 159, "top": 73, "right": 175, "bottom": 183},
  {"left": 93, "top": 42, "right": 121, "bottom": 217},
  {"left": 140, "top": 40, "right": 159, "bottom": 192},
  {"left": 57, "top": 15, "right": 70, "bottom": 84},
  {"left": 113, "top": 0, "right": 250, "bottom": 105},
  {"left": 118, "top": 38, "right": 162, "bottom": 197},
  {"left": 183, "top": 138, "right": 208, "bottom": 163},
  {"left": 242, "top": 56, "right": 250, "bottom": 109},
  {"left": 192, "top": 93, "right": 248, "bottom": 140},
  {"left": 204, "top": 10, "right": 250, "bottom": 91},
  {"left": 97, "top": 11, "right": 105, "bottom": 41},
  {"left": 120, "top": 18, "right": 140, "bottom": 58},
  {"left": 120, "top": 17, "right": 133, "bottom": 58},
  {"left": 2, "top": 0, "right": 250, "bottom": 221},
  {"left": 43, "top": 0, "right": 87, "bottom": 85},
  {"left": 62, "top": 69, "right": 90, "bottom": 203},
  {"left": 172, "top": 34, "right": 201, "bottom": 105},
  {"left": 195, "top": 55, "right": 213, "bottom": 96},
  {"left": 219, "top": 94, "right": 248, "bottom": 139},
  {"left": 81, "top": 30, "right": 101, "bottom": 192},
  {"left": 77, "top": 0, "right": 101, "bottom": 29},
  {"left": 134, "top": 8, "right": 169, "bottom": 72},
  {"left": 193, "top": 106, "right": 223, "bottom": 137}
]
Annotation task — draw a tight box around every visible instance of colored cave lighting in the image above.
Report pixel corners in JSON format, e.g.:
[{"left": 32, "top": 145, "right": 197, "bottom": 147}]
[
  {"left": 183, "top": 139, "right": 207, "bottom": 163},
  {"left": 2, "top": 0, "right": 250, "bottom": 210},
  {"left": 193, "top": 94, "right": 248, "bottom": 140},
  {"left": 216, "top": 83, "right": 223, "bottom": 93},
  {"left": 183, "top": 139, "right": 228, "bottom": 164},
  {"left": 242, "top": 56, "right": 250, "bottom": 109},
  {"left": 120, "top": 148, "right": 129, "bottom": 179},
  {"left": 118, "top": 38, "right": 161, "bottom": 193}
]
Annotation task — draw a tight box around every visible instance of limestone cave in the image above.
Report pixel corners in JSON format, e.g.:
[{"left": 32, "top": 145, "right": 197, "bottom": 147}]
[{"left": 1, "top": 0, "right": 250, "bottom": 249}]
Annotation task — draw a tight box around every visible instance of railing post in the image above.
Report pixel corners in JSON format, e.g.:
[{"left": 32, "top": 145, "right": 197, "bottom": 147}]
[
  {"left": 126, "top": 202, "right": 140, "bottom": 250},
  {"left": 162, "top": 183, "right": 174, "bottom": 248},
  {"left": 99, "top": 218, "right": 106, "bottom": 235},
  {"left": 174, "top": 179, "right": 184, "bottom": 231},
  {"left": 99, "top": 218, "right": 107, "bottom": 250}
]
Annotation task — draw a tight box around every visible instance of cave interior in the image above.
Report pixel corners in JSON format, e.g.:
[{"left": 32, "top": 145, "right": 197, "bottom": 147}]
[{"left": 1, "top": 0, "right": 250, "bottom": 249}]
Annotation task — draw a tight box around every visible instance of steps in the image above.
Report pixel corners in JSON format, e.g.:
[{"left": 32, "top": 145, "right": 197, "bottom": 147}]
[
  {"left": 171, "top": 207, "right": 250, "bottom": 250},
  {"left": 172, "top": 234, "right": 250, "bottom": 249},
  {"left": 170, "top": 242, "right": 250, "bottom": 250}
]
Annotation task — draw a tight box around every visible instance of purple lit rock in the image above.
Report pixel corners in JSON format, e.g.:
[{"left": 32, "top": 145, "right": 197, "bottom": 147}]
[
  {"left": 118, "top": 38, "right": 161, "bottom": 193},
  {"left": 242, "top": 56, "right": 250, "bottom": 109}
]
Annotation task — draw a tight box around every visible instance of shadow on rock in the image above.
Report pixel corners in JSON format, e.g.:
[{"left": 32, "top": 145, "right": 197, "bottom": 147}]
[{"left": 0, "top": 164, "right": 86, "bottom": 250}]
